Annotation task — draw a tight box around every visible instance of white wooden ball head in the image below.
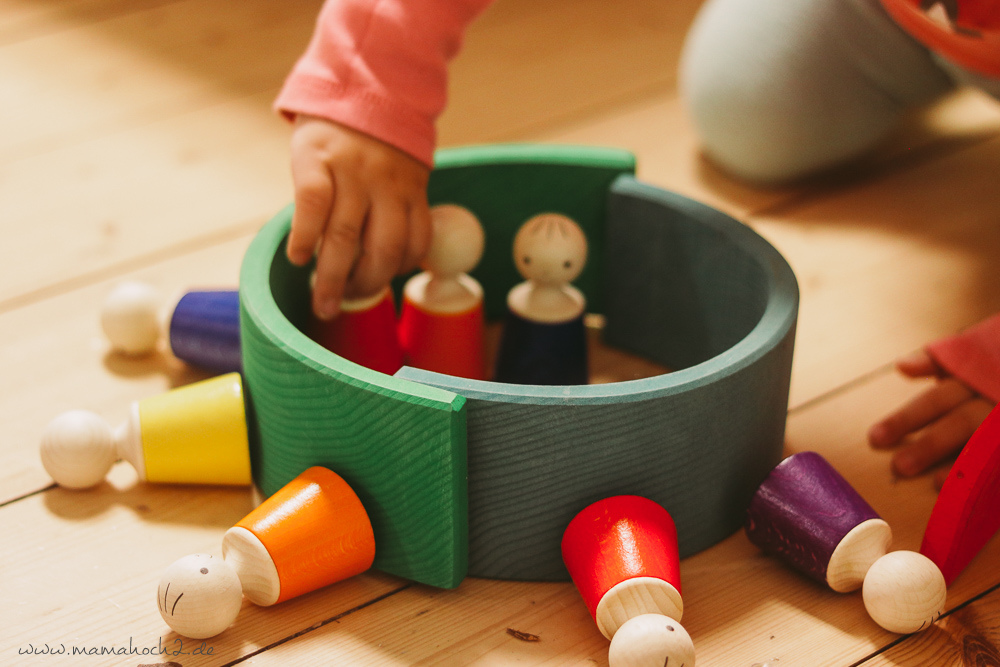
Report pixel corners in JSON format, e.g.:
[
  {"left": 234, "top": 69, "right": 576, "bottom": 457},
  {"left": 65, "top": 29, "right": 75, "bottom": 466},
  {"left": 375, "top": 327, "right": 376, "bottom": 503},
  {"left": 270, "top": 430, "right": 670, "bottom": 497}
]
[
  {"left": 513, "top": 213, "right": 587, "bottom": 287},
  {"left": 608, "top": 613, "right": 696, "bottom": 667},
  {"left": 40, "top": 410, "right": 116, "bottom": 489},
  {"left": 862, "top": 550, "right": 946, "bottom": 634},
  {"left": 101, "top": 281, "right": 162, "bottom": 355},
  {"left": 157, "top": 554, "right": 243, "bottom": 639},
  {"left": 424, "top": 204, "right": 485, "bottom": 278}
]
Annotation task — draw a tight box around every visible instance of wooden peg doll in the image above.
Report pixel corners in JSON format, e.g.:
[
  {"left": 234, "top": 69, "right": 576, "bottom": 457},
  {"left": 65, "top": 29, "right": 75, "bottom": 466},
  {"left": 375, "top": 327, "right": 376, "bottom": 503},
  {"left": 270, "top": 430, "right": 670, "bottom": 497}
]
[
  {"left": 101, "top": 282, "right": 242, "bottom": 373},
  {"left": 398, "top": 204, "right": 487, "bottom": 379},
  {"left": 101, "top": 281, "right": 162, "bottom": 356},
  {"left": 157, "top": 553, "right": 244, "bottom": 639},
  {"left": 562, "top": 496, "right": 696, "bottom": 667},
  {"left": 494, "top": 213, "right": 589, "bottom": 385},
  {"left": 158, "top": 466, "right": 376, "bottom": 638},
  {"left": 40, "top": 373, "right": 251, "bottom": 489},
  {"left": 746, "top": 451, "right": 946, "bottom": 634},
  {"left": 745, "top": 451, "right": 893, "bottom": 593},
  {"left": 309, "top": 286, "right": 404, "bottom": 375}
]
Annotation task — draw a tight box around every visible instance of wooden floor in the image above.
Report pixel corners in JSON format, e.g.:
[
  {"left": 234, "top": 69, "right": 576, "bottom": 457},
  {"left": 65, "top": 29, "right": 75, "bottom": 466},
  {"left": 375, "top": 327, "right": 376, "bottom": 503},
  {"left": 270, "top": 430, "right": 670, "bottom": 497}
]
[{"left": 4, "top": 0, "right": 1000, "bottom": 664}]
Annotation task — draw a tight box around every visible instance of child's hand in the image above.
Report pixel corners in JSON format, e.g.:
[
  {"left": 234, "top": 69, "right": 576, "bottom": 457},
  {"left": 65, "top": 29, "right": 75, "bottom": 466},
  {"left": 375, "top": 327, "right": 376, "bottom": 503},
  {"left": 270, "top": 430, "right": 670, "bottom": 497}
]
[
  {"left": 286, "top": 115, "right": 432, "bottom": 320},
  {"left": 868, "top": 350, "right": 995, "bottom": 486}
]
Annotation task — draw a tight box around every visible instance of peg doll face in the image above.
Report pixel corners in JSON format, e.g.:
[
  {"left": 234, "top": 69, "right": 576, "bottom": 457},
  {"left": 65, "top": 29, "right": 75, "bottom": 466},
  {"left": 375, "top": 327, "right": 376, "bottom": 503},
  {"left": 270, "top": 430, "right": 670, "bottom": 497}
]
[
  {"left": 513, "top": 213, "right": 587, "bottom": 287},
  {"left": 157, "top": 553, "right": 243, "bottom": 639}
]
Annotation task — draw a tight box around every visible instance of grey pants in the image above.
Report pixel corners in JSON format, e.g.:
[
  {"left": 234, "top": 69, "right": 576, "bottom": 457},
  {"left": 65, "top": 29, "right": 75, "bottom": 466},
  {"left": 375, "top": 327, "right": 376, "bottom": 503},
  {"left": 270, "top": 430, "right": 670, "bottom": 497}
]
[{"left": 680, "top": 0, "right": 1000, "bottom": 183}]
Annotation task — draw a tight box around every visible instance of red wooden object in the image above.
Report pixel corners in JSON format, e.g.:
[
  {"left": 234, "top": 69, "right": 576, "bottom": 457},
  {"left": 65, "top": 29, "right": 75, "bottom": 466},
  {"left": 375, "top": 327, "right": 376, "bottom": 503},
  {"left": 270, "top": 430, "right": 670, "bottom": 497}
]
[
  {"left": 398, "top": 296, "right": 485, "bottom": 380},
  {"left": 921, "top": 402, "right": 1000, "bottom": 585},
  {"left": 309, "top": 290, "right": 404, "bottom": 375},
  {"left": 561, "top": 495, "right": 681, "bottom": 620}
]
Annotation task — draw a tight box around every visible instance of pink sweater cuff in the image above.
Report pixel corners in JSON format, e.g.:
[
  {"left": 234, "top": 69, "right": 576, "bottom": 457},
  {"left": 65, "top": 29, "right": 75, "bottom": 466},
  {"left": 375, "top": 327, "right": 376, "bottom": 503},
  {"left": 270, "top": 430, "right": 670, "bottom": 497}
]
[
  {"left": 275, "top": 72, "right": 438, "bottom": 168},
  {"left": 274, "top": 0, "right": 494, "bottom": 168},
  {"left": 927, "top": 313, "right": 1000, "bottom": 403}
]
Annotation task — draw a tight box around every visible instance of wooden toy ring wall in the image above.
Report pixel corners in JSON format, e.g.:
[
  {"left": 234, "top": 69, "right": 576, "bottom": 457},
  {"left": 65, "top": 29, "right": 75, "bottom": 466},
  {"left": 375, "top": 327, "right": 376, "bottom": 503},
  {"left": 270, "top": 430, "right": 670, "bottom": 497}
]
[{"left": 239, "top": 144, "right": 799, "bottom": 590}]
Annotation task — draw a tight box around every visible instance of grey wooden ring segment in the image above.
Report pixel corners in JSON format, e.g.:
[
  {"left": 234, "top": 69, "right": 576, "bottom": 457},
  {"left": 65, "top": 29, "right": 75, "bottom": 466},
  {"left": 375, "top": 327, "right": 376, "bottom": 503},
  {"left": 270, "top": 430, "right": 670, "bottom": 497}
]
[{"left": 402, "top": 173, "right": 799, "bottom": 579}]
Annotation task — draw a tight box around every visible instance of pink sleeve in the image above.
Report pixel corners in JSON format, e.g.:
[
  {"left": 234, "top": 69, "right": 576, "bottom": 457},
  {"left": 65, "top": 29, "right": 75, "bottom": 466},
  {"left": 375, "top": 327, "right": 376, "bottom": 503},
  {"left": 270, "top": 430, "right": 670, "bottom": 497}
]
[
  {"left": 275, "top": 0, "right": 494, "bottom": 167},
  {"left": 927, "top": 313, "right": 1000, "bottom": 403}
]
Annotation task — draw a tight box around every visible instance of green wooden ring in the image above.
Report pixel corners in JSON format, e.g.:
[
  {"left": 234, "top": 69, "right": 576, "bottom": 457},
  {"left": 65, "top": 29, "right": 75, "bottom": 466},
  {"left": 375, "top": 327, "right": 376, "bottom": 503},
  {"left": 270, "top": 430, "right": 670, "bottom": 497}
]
[{"left": 240, "top": 144, "right": 798, "bottom": 585}]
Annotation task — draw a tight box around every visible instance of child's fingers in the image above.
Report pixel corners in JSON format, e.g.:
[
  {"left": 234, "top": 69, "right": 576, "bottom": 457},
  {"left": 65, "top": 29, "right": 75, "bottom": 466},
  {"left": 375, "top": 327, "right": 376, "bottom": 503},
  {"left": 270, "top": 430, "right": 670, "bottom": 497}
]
[
  {"left": 345, "top": 196, "right": 409, "bottom": 299},
  {"left": 895, "top": 349, "right": 942, "bottom": 378},
  {"left": 890, "top": 398, "right": 994, "bottom": 477},
  {"left": 400, "top": 199, "right": 432, "bottom": 274},
  {"left": 868, "top": 378, "right": 975, "bottom": 448},
  {"left": 288, "top": 156, "right": 335, "bottom": 266},
  {"left": 312, "top": 185, "right": 369, "bottom": 320}
]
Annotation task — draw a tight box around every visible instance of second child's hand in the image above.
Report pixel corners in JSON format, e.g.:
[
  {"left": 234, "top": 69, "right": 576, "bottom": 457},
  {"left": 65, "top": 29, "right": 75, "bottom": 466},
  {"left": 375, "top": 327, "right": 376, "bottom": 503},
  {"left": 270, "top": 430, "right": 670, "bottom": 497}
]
[{"left": 869, "top": 350, "right": 995, "bottom": 487}]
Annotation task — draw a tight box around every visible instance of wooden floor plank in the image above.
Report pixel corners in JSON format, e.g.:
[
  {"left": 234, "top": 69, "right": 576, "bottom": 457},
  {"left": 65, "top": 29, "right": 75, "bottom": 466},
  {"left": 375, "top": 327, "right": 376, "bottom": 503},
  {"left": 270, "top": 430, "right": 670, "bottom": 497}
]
[
  {"left": 0, "top": 89, "right": 290, "bottom": 305},
  {"left": 439, "top": 0, "right": 703, "bottom": 147},
  {"left": 0, "top": 0, "right": 313, "bottom": 164},
  {"left": 536, "top": 89, "right": 1000, "bottom": 219},
  {"left": 0, "top": 0, "right": 182, "bottom": 47},
  {"left": 751, "top": 134, "right": 1000, "bottom": 408},
  {"left": 862, "top": 583, "right": 1000, "bottom": 666},
  {"left": 0, "top": 465, "right": 408, "bottom": 667},
  {"left": 4, "top": 0, "right": 1000, "bottom": 664}
]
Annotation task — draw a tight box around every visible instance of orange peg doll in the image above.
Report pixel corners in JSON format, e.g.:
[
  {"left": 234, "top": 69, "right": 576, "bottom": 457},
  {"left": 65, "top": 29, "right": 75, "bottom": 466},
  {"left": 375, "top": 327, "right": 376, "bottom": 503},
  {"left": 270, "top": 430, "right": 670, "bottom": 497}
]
[{"left": 158, "top": 466, "right": 375, "bottom": 638}]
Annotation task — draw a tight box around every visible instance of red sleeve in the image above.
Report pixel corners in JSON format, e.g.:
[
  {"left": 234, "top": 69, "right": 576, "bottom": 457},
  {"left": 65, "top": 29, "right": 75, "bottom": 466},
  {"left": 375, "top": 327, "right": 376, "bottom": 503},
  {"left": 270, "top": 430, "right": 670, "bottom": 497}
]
[
  {"left": 275, "top": 0, "right": 494, "bottom": 167},
  {"left": 927, "top": 313, "right": 1000, "bottom": 403}
]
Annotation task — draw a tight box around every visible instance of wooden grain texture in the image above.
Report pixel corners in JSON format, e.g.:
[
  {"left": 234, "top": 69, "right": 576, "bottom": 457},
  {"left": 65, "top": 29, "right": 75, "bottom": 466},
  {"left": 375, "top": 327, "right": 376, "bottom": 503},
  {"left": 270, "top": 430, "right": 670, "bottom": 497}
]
[
  {"left": 862, "top": 582, "right": 1000, "bottom": 666},
  {"left": 4, "top": 0, "right": 1000, "bottom": 664},
  {"left": 681, "top": 371, "right": 1000, "bottom": 667},
  {"left": 751, "top": 134, "right": 1000, "bottom": 408},
  {"left": 0, "top": 85, "right": 291, "bottom": 306}
]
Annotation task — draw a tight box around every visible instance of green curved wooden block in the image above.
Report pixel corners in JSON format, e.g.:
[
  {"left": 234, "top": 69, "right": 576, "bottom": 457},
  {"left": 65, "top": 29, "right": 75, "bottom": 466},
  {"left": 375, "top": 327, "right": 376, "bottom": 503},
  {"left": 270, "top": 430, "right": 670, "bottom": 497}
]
[
  {"left": 240, "top": 207, "right": 468, "bottom": 589},
  {"left": 241, "top": 144, "right": 798, "bottom": 585}
]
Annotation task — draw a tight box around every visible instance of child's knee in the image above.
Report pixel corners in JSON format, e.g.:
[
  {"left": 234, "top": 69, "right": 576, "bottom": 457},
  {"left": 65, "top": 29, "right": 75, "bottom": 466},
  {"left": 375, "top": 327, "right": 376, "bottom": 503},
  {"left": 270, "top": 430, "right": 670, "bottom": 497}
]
[
  {"left": 680, "top": 67, "right": 853, "bottom": 184},
  {"left": 678, "top": 0, "right": 953, "bottom": 185}
]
